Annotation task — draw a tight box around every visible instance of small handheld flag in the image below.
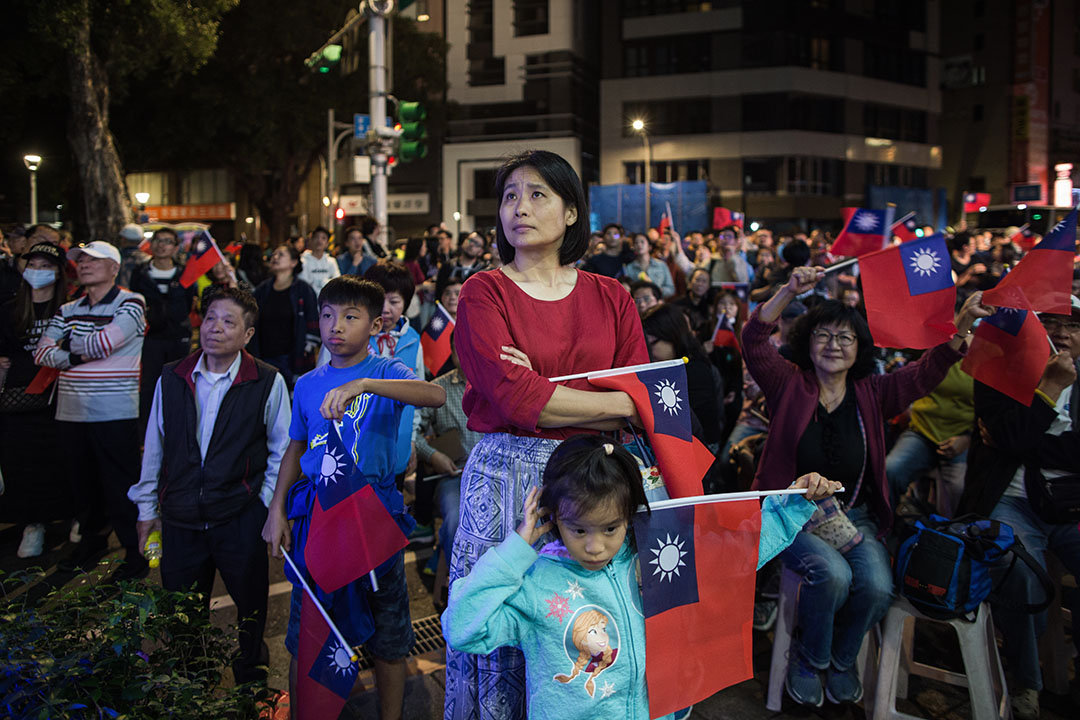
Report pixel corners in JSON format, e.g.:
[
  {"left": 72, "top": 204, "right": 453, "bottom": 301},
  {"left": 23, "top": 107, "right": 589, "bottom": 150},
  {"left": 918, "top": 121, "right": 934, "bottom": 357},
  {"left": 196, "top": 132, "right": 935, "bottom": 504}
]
[
  {"left": 178, "top": 230, "right": 226, "bottom": 288},
  {"left": 891, "top": 211, "right": 919, "bottom": 243},
  {"left": 982, "top": 207, "right": 1077, "bottom": 315},
  {"left": 831, "top": 207, "right": 895, "bottom": 258},
  {"left": 962, "top": 308, "right": 1050, "bottom": 405},
  {"left": 963, "top": 192, "right": 991, "bottom": 213},
  {"left": 420, "top": 302, "right": 455, "bottom": 376}
]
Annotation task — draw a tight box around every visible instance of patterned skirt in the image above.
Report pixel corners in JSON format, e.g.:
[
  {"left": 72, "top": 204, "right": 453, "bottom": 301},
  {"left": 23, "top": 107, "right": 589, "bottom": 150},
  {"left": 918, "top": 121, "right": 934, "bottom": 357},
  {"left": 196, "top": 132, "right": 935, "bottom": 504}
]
[{"left": 444, "top": 432, "right": 562, "bottom": 720}]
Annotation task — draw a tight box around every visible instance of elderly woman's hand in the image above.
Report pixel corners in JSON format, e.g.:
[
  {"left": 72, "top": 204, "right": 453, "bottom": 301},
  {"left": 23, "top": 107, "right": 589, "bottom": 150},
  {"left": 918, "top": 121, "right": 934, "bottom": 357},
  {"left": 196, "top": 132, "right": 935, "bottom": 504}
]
[
  {"left": 784, "top": 265, "right": 825, "bottom": 296},
  {"left": 791, "top": 472, "right": 843, "bottom": 502},
  {"left": 955, "top": 290, "right": 994, "bottom": 333}
]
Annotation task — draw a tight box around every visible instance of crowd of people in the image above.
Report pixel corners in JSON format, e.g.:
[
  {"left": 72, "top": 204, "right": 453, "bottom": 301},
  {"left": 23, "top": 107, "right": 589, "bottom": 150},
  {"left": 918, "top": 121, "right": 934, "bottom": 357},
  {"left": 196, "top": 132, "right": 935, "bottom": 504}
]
[{"left": 1, "top": 148, "right": 1078, "bottom": 720}]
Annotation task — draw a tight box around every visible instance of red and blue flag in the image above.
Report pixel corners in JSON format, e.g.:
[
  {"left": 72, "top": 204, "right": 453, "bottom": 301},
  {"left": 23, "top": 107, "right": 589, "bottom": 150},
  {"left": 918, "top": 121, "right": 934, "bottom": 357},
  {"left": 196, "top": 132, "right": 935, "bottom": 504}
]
[
  {"left": 831, "top": 207, "right": 895, "bottom": 258},
  {"left": 713, "top": 207, "right": 745, "bottom": 230},
  {"left": 305, "top": 422, "right": 409, "bottom": 593},
  {"left": 420, "top": 302, "right": 455, "bottom": 376},
  {"left": 711, "top": 313, "right": 739, "bottom": 351},
  {"left": 891, "top": 211, "right": 919, "bottom": 243},
  {"left": 178, "top": 230, "right": 226, "bottom": 288},
  {"left": 983, "top": 207, "right": 1077, "bottom": 315},
  {"left": 962, "top": 307, "right": 1050, "bottom": 405},
  {"left": 1009, "top": 223, "right": 1036, "bottom": 251},
  {"left": 296, "top": 592, "right": 358, "bottom": 720},
  {"left": 859, "top": 233, "right": 957, "bottom": 349},
  {"left": 588, "top": 361, "right": 715, "bottom": 498},
  {"left": 633, "top": 498, "right": 761, "bottom": 717},
  {"left": 963, "top": 192, "right": 991, "bottom": 213}
]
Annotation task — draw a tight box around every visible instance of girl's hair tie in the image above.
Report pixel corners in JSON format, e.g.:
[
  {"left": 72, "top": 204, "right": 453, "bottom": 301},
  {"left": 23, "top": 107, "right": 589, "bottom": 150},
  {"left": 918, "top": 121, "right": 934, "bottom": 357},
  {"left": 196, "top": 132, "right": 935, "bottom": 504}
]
[{"left": 602, "top": 443, "right": 614, "bottom": 456}]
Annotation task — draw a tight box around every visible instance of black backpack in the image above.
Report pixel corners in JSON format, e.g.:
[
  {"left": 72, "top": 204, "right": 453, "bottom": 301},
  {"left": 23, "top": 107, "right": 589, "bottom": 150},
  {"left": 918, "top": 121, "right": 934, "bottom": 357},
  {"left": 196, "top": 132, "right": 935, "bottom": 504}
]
[{"left": 894, "top": 514, "right": 1054, "bottom": 621}]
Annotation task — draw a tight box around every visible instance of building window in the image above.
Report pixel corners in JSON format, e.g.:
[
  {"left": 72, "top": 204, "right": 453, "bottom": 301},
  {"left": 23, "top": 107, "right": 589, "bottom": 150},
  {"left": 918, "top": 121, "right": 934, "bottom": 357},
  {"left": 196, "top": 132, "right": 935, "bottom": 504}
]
[
  {"left": 743, "top": 158, "right": 782, "bottom": 194},
  {"left": 742, "top": 94, "right": 844, "bottom": 134},
  {"left": 514, "top": 0, "right": 549, "bottom": 37},
  {"left": 742, "top": 32, "right": 844, "bottom": 72},
  {"left": 620, "top": 0, "right": 732, "bottom": 18},
  {"left": 624, "top": 33, "right": 712, "bottom": 77},
  {"left": 624, "top": 159, "right": 709, "bottom": 184},
  {"left": 468, "top": 0, "right": 504, "bottom": 86},
  {"left": 785, "top": 157, "right": 841, "bottom": 196},
  {"left": 863, "top": 43, "right": 926, "bottom": 87},
  {"left": 623, "top": 99, "right": 712, "bottom": 136},
  {"left": 863, "top": 104, "right": 928, "bottom": 142},
  {"left": 866, "top": 163, "right": 929, "bottom": 188}
]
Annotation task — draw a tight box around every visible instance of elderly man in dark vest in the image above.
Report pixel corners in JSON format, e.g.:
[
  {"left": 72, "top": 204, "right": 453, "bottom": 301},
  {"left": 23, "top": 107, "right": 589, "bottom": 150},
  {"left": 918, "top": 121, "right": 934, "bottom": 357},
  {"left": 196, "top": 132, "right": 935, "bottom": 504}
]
[{"left": 128, "top": 287, "right": 290, "bottom": 685}]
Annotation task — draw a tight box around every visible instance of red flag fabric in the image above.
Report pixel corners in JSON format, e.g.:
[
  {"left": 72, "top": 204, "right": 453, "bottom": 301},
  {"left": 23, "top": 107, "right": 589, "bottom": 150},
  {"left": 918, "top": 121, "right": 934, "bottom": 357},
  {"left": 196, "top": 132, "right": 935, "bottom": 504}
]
[
  {"left": 963, "top": 192, "right": 991, "bottom": 213},
  {"left": 420, "top": 303, "right": 455, "bottom": 376},
  {"left": 982, "top": 207, "right": 1077, "bottom": 315},
  {"left": 633, "top": 498, "right": 761, "bottom": 717},
  {"left": 138, "top": 238, "right": 151, "bottom": 255},
  {"left": 305, "top": 423, "right": 409, "bottom": 593},
  {"left": 1009, "top": 224, "right": 1036, "bottom": 251},
  {"left": 961, "top": 307, "right": 1050, "bottom": 405},
  {"left": 657, "top": 212, "right": 671, "bottom": 236},
  {"left": 178, "top": 230, "right": 226, "bottom": 288},
  {"left": 859, "top": 234, "right": 957, "bottom": 349},
  {"left": 830, "top": 207, "right": 895, "bottom": 257},
  {"left": 296, "top": 592, "right": 358, "bottom": 720},
  {"left": 24, "top": 366, "right": 60, "bottom": 395},
  {"left": 712, "top": 207, "right": 744, "bottom": 230},
  {"left": 588, "top": 362, "right": 714, "bottom": 498},
  {"left": 711, "top": 314, "right": 739, "bottom": 351},
  {"left": 891, "top": 211, "right": 919, "bottom": 242}
]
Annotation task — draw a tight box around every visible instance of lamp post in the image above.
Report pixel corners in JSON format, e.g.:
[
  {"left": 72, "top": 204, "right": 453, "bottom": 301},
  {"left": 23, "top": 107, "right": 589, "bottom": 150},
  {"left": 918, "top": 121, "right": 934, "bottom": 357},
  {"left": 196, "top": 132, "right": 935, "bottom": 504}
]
[
  {"left": 631, "top": 120, "right": 652, "bottom": 229},
  {"left": 23, "top": 154, "right": 41, "bottom": 225}
]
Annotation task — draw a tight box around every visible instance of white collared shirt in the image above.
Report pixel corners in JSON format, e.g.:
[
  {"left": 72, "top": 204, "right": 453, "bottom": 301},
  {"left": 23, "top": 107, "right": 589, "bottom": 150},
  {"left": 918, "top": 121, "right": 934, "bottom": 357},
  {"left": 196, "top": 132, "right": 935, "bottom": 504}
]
[{"left": 129, "top": 352, "right": 291, "bottom": 522}]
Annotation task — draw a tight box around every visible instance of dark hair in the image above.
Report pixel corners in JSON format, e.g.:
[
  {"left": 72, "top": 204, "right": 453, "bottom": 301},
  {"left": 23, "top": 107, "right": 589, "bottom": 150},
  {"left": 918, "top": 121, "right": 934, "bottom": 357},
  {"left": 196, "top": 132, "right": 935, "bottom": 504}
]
[
  {"left": 275, "top": 243, "right": 303, "bottom": 277},
  {"left": 364, "top": 259, "right": 415, "bottom": 308},
  {"left": 358, "top": 215, "right": 378, "bottom": 237},
  {"left": 494, "top": 150, "right": 588, "bottom": 266},
  {"left": 629, "top": 279, "right": 662, "bottom": 300},
  {"left": 318, "top": 275, "right": 385, "bottom": 321},
  {"left": 151, "top": 228, "right": 178, "bottom": 244},
  {"left": 781, "top": 241, "right": 810, "bottom": 267},
  {"left": 435, "top": 272, "right": 464, "bottom": 305},
  {"left": 344, "top": 225, "right": 364, "bottom": 239},
  {"left": 205, "top": 286, "right": 260, "bottom": 329},
  {"left": 688, "top": 267, "right": 710, "bottom": 284},
  {"left": 238, "top": 243, "right": 268, "bottom": 287},
  {"left": 787, "top": 299, "right": 876, "bottom": 380},
  {"left": 948, "top": 231, "right": 973, "bottom": 254},
  {"left": 13, "top": 256, "right": 66, "bottom": 338},
  {"left": 641, "top": 303, "right": 708, "bottom": 362},
  {"left": 717, "top": 224, "right": 741, "bottom": 236},
  {"left": 539, "top": 435, "right": 648, "bottom": 540},
  {"left": 404, "top": 236, "right": 426, "bottom": 263},
  {"left": 311, "top": 226, "right": 330, "bottom": 238}
]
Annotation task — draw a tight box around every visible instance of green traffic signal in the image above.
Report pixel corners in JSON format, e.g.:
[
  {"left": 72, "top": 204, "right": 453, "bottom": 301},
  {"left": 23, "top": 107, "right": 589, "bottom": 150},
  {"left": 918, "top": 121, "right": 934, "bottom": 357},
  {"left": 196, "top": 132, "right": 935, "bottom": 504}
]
[
  {"left": 396, "top": 101, "right": 427, "bottom": 162},
  {"left": 306, "top": 44, "right": 342, "bottom": 73},
  {"left": 399, "top": 101, "right": 426, "bottom": 122},
  {"left": 1033, "top": 213, "right": 1043, "bottom": 220}
]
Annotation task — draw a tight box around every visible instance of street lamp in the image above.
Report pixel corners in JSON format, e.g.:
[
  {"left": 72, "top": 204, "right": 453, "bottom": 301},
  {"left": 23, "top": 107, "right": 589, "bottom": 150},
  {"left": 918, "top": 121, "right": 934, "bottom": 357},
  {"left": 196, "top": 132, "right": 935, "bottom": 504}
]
[
  {"left": 23, "top": 154, "right": 41, "bottom": 225},
  {"left": 135, "top": 192, "right": 150, "bottom": 204},
  {"left": 630, "top": 120, "right": 652, "bottom": 229}
]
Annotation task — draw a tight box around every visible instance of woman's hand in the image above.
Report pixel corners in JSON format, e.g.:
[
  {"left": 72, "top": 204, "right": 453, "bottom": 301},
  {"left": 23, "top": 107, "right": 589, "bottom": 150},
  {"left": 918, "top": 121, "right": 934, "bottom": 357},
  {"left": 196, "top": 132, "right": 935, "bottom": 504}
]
[
  {"left": 321, "top": 378, "right": 366, "bottom": 419},
  {"left": 954, "top": 290, "right": 994, "bottom": 334},
  {"left": 791, "top": 472, "right": 843, "bottom": 502},
  {"left": 500, "top": 345, "right": 533, "bottom": 371},
  {"left": 785, "top": 266, "right": 824, "bottom": 296},
  {"left": 937, "top": 434, "right": 971, "bottom": 460},
  {"left": 516, "top": 487, "right": 553, "bottom": 545}
]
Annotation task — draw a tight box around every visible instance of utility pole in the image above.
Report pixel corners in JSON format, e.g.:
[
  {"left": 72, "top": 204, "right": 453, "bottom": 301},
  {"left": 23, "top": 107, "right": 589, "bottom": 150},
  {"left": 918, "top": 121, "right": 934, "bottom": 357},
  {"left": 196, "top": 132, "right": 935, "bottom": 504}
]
[{"left": 366, "top": 0, "right": 393, "bottom": 251}]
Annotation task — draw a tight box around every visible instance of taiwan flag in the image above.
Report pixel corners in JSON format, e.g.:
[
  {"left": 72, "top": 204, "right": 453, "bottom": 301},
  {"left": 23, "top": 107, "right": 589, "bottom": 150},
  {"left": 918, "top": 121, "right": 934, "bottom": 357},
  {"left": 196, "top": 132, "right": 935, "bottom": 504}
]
[
  {"left": 831, "top": 207, "right": 895, "bottom": 258},
  {"left": 859, "top": 234, "right": 957, "bottom": 349},
  {"left": 711, "top": 314, "right": 739, "bottom": 351},
  {"left": 633, "top": 498, "right": 761, "bottom": 718},
  {"left": 891, "top": 211, "right": 919, "bottom": 243},
  {"left": 588, "top": 360, "right": 715, "bottom": 498},
  {"left": 1009, "top": 223, "right": 1036, "bottom": 251},
  {"left": 963, "top": 192, "right": 991, "bottom": 213},
  {"left": 178, "top": 230, "right": 226, "bottom": 288},
  {"left": 296, "top": 592, "right": 358, "bottom": 720},
  {"left": 961, "top": 307, "right": 1050, "bottom": 405},
  {"left": 420, "top": 302, "right": 455, "bottom": 376},
  {"left": 713, "top": 207, "right": 745, "bottom": 230},
  {"left": 983, "top": 207, "right": 1077, "bottom": 315},
  {"left": 305, "top": 422, "right": 409, "bottom": 593}
]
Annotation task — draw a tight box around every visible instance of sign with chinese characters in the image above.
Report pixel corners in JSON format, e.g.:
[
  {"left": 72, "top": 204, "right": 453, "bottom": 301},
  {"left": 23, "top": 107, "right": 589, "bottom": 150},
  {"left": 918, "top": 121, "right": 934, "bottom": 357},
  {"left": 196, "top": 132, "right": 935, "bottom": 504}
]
[
  {"left": 387, "top": 193, "right": 429, "bottom": 215},
  {"left": 145, "top": 203, "right": 236, "bottom": 221},
  {"left": 339, "top": 195, "right": 369, "bottom": 215}
]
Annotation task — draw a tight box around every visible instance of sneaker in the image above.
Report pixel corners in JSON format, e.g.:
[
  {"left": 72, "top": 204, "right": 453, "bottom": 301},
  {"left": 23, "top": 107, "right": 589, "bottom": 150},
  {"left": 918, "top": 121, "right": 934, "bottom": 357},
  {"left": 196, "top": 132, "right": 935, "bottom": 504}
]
[
  {"left": 785, "top": 651, "right": 824, "bottom": 708},
  {"left": 753, "top": 599, "right": 778, "bottom": 631},
  {"left": 408, "top": 523, "right": 434, "bottom": 544},
  {"left": 825, "top": 662, "right": 863, "bottom": 705},
  {"left": 17, "top": 524, "right": 45, "bottom": 558},
  {"left": 1012, "top": 687, "right": 1039, "bottom": 720},
  {"left": 69, "top": 519, "right": 82, "bottom": 544}
]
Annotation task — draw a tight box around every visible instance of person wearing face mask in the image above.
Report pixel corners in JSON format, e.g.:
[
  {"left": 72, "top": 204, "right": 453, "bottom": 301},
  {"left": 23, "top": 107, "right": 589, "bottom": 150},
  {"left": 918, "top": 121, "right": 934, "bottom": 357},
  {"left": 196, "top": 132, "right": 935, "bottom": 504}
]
[{"left": 0, "top": 242, "right": 70, "bottom": 558}]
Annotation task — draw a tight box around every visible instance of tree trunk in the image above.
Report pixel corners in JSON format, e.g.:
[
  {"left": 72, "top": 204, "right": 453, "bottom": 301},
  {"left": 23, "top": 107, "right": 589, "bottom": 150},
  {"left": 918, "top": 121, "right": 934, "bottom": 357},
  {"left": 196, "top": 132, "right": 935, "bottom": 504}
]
[
  {"left": 241, "top": 149, "right": 320, "bottom": 246},
  {"left": 66, "top": 6, "right": 131, "bottom": 243}
]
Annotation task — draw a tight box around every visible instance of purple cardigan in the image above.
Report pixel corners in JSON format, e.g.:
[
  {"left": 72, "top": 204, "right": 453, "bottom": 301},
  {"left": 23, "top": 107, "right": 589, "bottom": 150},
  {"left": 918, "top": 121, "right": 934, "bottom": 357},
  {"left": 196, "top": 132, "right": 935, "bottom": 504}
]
[{"left": 742, "top": 310, "right": 964, "bottom": 535}]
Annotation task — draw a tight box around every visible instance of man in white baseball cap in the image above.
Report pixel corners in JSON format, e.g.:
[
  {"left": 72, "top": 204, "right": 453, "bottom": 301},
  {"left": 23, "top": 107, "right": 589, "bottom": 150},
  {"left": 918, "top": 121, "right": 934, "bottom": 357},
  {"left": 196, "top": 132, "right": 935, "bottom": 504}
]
[{"left": 36, "top": 239, "right": 149, "bottom": 579}]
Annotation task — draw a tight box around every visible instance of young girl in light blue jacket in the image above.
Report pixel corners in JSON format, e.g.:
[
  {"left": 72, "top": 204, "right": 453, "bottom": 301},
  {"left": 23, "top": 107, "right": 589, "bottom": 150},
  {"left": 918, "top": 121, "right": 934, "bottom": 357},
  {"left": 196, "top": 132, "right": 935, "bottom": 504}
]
[{"left": 442, "top": 435, "right": 841, "bottom": 720}]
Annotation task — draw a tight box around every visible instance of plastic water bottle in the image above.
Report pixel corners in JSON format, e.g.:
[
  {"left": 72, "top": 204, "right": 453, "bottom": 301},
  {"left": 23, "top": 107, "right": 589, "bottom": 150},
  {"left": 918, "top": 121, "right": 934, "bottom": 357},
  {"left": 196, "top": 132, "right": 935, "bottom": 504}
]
[{"left": 145, "top": 530, "right": 162, "bottom": 569}]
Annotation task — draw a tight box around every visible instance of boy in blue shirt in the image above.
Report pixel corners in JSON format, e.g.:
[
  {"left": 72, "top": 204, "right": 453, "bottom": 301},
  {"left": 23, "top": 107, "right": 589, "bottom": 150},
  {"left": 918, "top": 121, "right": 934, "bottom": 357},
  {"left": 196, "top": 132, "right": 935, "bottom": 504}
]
[{"left": 263, "top": 275, "right": 445, "bottom": 719}]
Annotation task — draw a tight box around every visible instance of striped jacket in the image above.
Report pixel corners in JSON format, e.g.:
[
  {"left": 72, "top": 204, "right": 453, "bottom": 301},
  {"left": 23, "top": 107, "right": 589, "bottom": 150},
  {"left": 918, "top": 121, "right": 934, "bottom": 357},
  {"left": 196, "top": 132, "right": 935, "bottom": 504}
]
[{"left": 35, "top": 284, "right": 146, "bottom": 422}]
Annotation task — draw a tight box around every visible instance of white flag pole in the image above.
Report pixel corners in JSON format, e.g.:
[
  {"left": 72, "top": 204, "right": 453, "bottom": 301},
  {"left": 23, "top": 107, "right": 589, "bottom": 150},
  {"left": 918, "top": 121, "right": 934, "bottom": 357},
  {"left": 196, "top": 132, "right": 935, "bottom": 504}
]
[
  {"left": 548, "top": 357, "right": 687, "bottom": 383},
  {"left": 281, "top": 547, "right": 359, "bottom": 662},
  {"left": 644, "top": 486, "right": 846, "bottom": 512},
  {"left": 822, "top": 256, "right": 860, "bottom": 275}
]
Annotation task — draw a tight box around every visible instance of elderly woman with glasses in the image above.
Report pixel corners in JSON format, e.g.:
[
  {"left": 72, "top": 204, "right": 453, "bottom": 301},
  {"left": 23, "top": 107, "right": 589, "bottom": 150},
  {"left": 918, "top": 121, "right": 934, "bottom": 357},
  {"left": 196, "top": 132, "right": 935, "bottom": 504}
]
[{"left": 742, "top": 265, "right": 991, "bottom": 709}]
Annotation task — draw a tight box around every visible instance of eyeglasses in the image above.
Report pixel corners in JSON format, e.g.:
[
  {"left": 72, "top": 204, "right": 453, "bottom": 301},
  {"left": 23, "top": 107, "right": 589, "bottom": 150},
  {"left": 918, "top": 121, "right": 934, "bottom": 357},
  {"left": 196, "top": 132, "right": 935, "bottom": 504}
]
[
  {"left": 1040, "top": 317, "right": 1080, "bottom": 332},
  {"left": 811, "top": 329, "right": 857, "bottom": 347}
]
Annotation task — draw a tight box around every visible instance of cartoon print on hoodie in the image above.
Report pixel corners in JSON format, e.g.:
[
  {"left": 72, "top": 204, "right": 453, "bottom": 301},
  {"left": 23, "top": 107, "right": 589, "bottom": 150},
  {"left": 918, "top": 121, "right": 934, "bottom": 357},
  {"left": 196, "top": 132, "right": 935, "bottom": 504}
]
[{"left": 554, "top": 606, "right": 620, "bottom": 697}]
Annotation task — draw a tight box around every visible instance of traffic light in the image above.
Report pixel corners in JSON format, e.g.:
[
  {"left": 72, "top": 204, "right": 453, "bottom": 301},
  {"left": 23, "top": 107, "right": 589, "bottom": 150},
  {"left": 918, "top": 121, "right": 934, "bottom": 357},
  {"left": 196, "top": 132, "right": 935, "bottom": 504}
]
[
  {"left": 397, "top": 101, "right": 428, "bottom": 162},
  {"left": 306, "top": 44, "right": 342, "bottom": 73},
  {"left": 335, "top": 207, "right": 346, "bottom": 221}
]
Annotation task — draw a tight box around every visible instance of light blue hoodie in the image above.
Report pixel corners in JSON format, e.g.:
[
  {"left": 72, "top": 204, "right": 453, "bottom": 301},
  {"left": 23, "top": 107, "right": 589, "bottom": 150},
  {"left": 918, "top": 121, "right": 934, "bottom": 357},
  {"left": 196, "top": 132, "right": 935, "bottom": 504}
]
[{"left": 442, "top": 494, "right": 815, "bottom": 720}]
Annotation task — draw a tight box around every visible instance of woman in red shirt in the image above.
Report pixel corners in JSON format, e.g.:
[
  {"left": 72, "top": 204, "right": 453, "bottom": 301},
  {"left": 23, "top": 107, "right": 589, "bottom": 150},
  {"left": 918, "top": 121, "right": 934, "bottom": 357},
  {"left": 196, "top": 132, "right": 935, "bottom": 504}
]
[{"left": 445, "top": 150, "right": 648, "bottom": 720}]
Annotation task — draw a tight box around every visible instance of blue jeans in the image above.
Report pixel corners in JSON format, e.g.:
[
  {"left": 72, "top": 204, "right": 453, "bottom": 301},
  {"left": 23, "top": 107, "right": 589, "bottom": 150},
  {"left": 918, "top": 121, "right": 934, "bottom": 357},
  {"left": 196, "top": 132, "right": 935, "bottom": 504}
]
[
  {"left": 989, "top": 494, "right": 1080, "bottom": 691},
  {"left": 435, "top": 476, "right": 461, "bottom": 563},
  {"left": 780, "top": 504, "right": 894, "bottom": 670},
  {"left": 720, "top": 421, "right": 764, "bottom": 466},
  {"left": 885, "top": 429, "right": 967, "bottom": 515}
]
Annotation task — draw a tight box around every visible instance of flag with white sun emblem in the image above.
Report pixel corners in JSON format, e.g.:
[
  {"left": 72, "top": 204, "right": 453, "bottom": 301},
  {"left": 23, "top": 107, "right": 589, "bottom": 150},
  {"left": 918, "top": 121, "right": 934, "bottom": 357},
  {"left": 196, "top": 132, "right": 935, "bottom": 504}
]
[
  {"left": 983, "top": 205, "right": 1077, "bottom": 315},
  {"left": 421, "top": 301, "right": 455, "bottom": 375},
  {"left": 859, "top": 233, "right": 957, "bottom": 349},
  {"left": 962, "top": 305, "right": 1050, "bottom": 405},
  {"left": 632, "top": 498, "right": 761, "bottom": 717},
  {"left": 589, "top": 362, "right": 715, "bottom": 498},
  {"left": 831, "top": 207, "right": 895, "bottom": 258},
  {"left": 305, "top": 421, "right": 409, "bottom": 593},
  {"left": 297, "top": 591, "right": 358, "bottom": 720}
]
